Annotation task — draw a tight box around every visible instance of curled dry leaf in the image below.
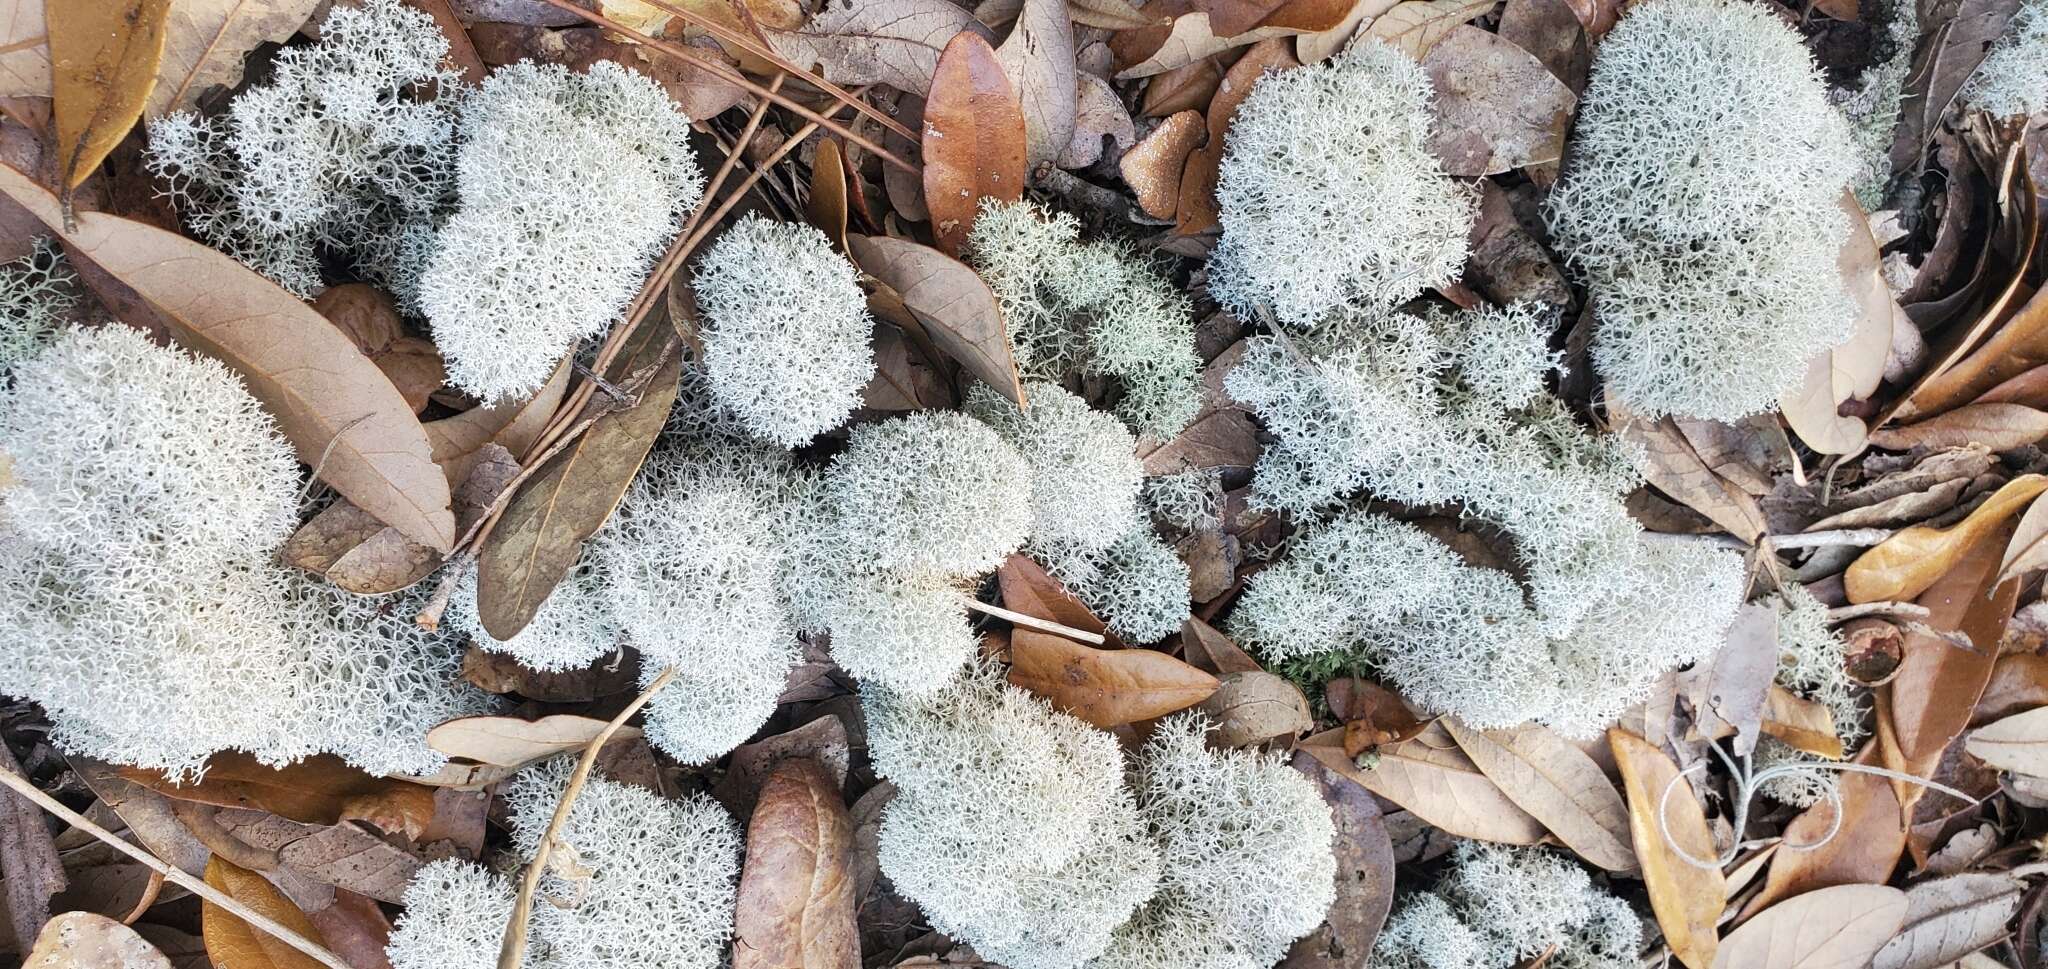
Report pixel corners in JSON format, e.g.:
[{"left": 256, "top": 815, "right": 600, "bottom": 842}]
[
  {"left": 1360, "top": 0, "right": 1498, "bottom": 59},
  {"left": 1974, "top": 653, "right": 2048, "bottom": 725},
  {"left": 766, "top": 0, "right": 989, "bottom": 96},
  {"left": 921, "top": 31, "right": 1027, "bottom": 256},
  {"left": 1418, "top": 26, "right": 1574, "bottom": 177},
  {"left": 1869, "top": 402, "right": 2048, "bottom": 451},
  {"left": 1610, "top": 728, "right": 1722, "bottom": 969},
  {"left": 808, "top": 137, "right": 849, "bottom": 252},
  {"left": 1111, "top": 0, "right": 1342, "bottom": 78},
  {"left": 0, "top": 0, "right": 324, "bottom": 119},
  {"left": 23, "top": 911, "right": 174, "bottom": 969},
  {"left": 1677, "top": 603, "right": 1779, "bottom": 755},
  {"left": 1299, "top": 723, "right": 1546, "bottom": 844},
  {"left": 1761, "top": 685, "right": 1847, "bottom": 759},
  {"left": 1196, "top": 670, "right": 1312, "bottom": 746},
  {"left": 732, "top": 758, "right": 858, "bottom": 969},
  {"left": 426, "top": 714, "right": 644, "bottom": 769},
  {"left": 1171, "top": 37, "right": 1296, "bottom": 235},
  {"left": 1713, "top": 884, "right": 1908, "bottom": 969},
  {"left": 1178, "top": 615, "right": 1261, "bottom": 675},
  {"left": 1964, "top": 705, "right": 2048, "bottom": 777},
  {"left": 122, "top": 753, "right": 438, "bottom": 841},
  {"left": 1871, "top": 872, "right": 2024, "bottom": 969},
  {"left": 477, "top": 316, "right": 682, "bottom": 639},
  {"left": 1844, "top": 474, "right": 2044, "bottom": 603},
  {"left": 0, "top": 161, "right": 457, "bottom": 553},
  {"left": 1445, "top": 719, "right": 1634, "bottom": 871},
  {"left": 1781, "top": 193, "right": 1900, "bottom": 455},
  {"left": 1006, "top": 629, "right": 1220, "bottom": 728},
  {"left": 1295, "top": 0, "right": 1400, "bottom": 61},
  {"left": 995, "top": 0, "right": 1079, "bottom": 171},
  {"left": 313, "top": 284, "right": 444, "bottom": 414},
  {"left": 1120, "top": 109, "right": 1205, "bottom": 219},
  {"left": 1613, "top": 408, "right": 1767, "bottom": 544},
  {"left": 1334, "top": 678, "right": 1428, "bottom": 753},
  {"left": 202, "top": 857, "right": 329, "bottom": 969},
  {"left": 846, "top": 233, "right": 1027, "bottom": 404},
  {"left": 47, "top": 0, "right": 170, "bottom": 192},
  {"left": 997, "top": 554, "right": 1120, "bottom": 645},
  {"left": 1281, "top": 752, "right": 1396, "bottom": 969}
]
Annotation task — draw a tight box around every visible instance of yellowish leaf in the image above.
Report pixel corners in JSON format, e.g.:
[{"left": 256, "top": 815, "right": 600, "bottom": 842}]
[
  {"left": 201, "top": 857, "right": 330, "bottom": 969},
  {"left": 48, "top": 0, "right": 169, "bottom": 191},
  {"left": 1610, "top": 728, "right": 1722, "bottom": 969},
  {"left": 1844, "top": 474, "right": 2047, "bottom": 603}
]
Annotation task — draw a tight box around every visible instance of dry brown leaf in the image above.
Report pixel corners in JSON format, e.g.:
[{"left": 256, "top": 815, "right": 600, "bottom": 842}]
[
  {"left": 202, "top": 857, "right": 329, "bottom": 969},
  {"left": 1281, "top": 752, "right": 1395, "bottom": 969},
  {"left": 1120, "top": 109, "right": 1204, "bottom": 219},
  {"left": 48, "top": 0, "right": 168, "bottom": 191},
  {"left": 808, "top": 137, "right": 849, "bottom": 252},
  {"left": 1418, "top": 26, "right": 1573, "bottom": 176},
  {"left": 766, "top": 0, "right": 988, "bottom": 95},
  {"left": 1197, "top": 670, "right": 1312, "bottom": 746},
  {"left": 1361, "top": 0, "right": 1497, "bottom": 58},
  {"left": 1333, "top": 679, "right": 1427, "bottom": 752},
  {"left": 305, "top": 890, "right": 393, "bottom": 969},
  {"left": 123, "top": 753, "right": 438, "bottom": 841},
  {"left": 1871, "top": 872, "right": 2023, "bottom": 969},
  {"left": 846, "top": 233, "right": 1026, "bottom": 404},
  {"left": 423, "top": 358, "right": 569, "bottom": 483},
  {"left": 1299, "top": 724, "right": 1547, "bottom": 844},
  {"left": 1464, "top": 179, "right": 1569, "bottom": 308},
  {"left": 2, "top": 741, "right": 64, "bottom": 948},
  {"left": 1172, "top": 37, "right": 1295, "bottom": 234},
  {"left": 922, "top": 31, "right": 1026, "bottom": 255},
  {"left": 0, "top": 1, "right": 49, "bottom": 96},
  {"left": 732, "top": 758, "right": 858, "bottom": 969},
  {"left": 1745, "top": 744, "right": 1906, "bottom": 916},
  {"left": 313, "top": 285, "right": 444, "bottom": 413},
  {"left": 1844, "top": 474, "right": 2044, "bottom": 603},
  {"left": 1058, "top": 73, "right": 1134, "bottom": 168},
  {"left": 1073, "top": 0, "right": 1168, "bottom": 28},
  {"left": 715, "top": 716, "right": 853, "bottom": 819},
  {"left": 426, "top": 714, "right": 643, "bottom": 769},
  {"left": 996, "top": 0, "right": 1078, "bottom": 170},
  {"left": 1140, "top": 56, "right": 1226, "bottom": 113},
  {"left": 1496, "top": 0, "right": 1588, "bottom": 93},
  {"left": 0, "top": 162, "right": 457, "bottom": 552},
  {"left": 23, "top": 911, "right": 173, "bottom": 969},
  {"left": 1444, "top": 719, "right": 1633, "bottom": 871},
  {"left": 1974, "top": 361, "right": 2048, "bottom": 408},
  {"left": 861, "top": 323, "right": 957, "bottom": 411},
  {"left": 1294, "top": 0, "right": 1400, "bottom": 61},
  {"left": 1614, "top": 409, "right": 1767, "bottom": 544},
  {"left": 1869, "top": 401, "right": 2048, "bottom": 451},
  {"left": 1110, "top": 0, "right": 1336, "bottom": 78},
  {"left": 1677, "top": 603, "right": 1779, "bottom": 754},
  {"left": 1761, "top": 685, "right": 1846, "bottom": 758},
  {"left": 1007, "top": 629, "right": 1219, "bottom": 727},
  {"left": 1178, "top": 615, "right": 1261, "bottom": 675},
  {"left": 2001, "top": 482, "right": 2048, "bottom": 581},
  {"left": 1781, "top": 193, "right": 1901, "bottom": 455},
  {"left": 997, "top": 554, "right": 1120, "bottom": 644},
  {"left": 1975, "top": 653, "right": 2048, "bottom": 725},
  {"left": 1964, "top": 705, "right": 2048, "bottom": 776},
  {"left": 0, "top": 0, "right": 324, "bottom": 119},
  {"left": 1610, "top": 729, "right": 1722, "bottom": 969},
  {"left": 1714, "top": 884, "right": 1907, "bottom": 969},
  {"left": 477, "top": 316, "right": 681, "bottom": 638}
]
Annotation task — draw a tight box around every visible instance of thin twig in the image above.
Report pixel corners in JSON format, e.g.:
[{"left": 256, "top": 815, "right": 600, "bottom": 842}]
[
  {"left": 1640, "top": 528, "right": 1897, "bottom": 551},
  {"left": 497, "top": 666, "right": 679, "bottom": 969},
  {"left": 966, "top": 599, "right": 1109, "bottom": 646},
  {"left": 1827, "top": 601, "right": 1931, "bottom": 623},
  {"left": 0, "top": 766, "right": 352, "bottom": 969},
  {"left": 530, "top": 0, "right": 917, "bottom": 173}
]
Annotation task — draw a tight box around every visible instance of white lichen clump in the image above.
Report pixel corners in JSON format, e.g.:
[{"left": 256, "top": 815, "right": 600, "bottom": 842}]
[
  {"left": 866, "top": 670, "right": 1162, "bottom": 969},
  {"left": 1060, "top": 527, "right": 1193, "bottom": 644},
  {"left": 146, "top": 0, "right": 459, "bottom": 299},
  {"left": 1545, "top": 0, "right": 1859, "bottom": 420},
  {"left": 0, "top": 240, "right": 75, "bottom": 374},
  {"left": 965, "top": 201, "right": 1202, "bottom": 439},
  {"left": 1373, "top": 843, "right": 1641, "bottom": 969},
  {"left": 1756, "top": 585, "right": 1868, "bottom": 806},
  {"left": 1225, "top": 304, "right": 1744, "bottom": 735},
  {"left": 1833, "top": 0, "right": 1917, "bottom": 208},
  {"left": 1145, "top": 468, "right": 1223, "bottom": 532},
  {"left": 1962, "top": 0, "right": 2048, "bottom": 119},
  {"left": 1092, "top": 714, "right": 1335, "bottom": 969},
  {"left": 693, "top": 215, "right": 876, "bottom": 446},
  {"left": 387, "top": 761, "right": 741, "bottom": 969},
  {"left": 809, "top": 413, "right": 1032, "bottom": 692},
  {"left": 1208, "top": 41, "right": 1474, "bottom": 327},
  {"left": 0, "top": 325, "right": 489, "bottom": 777},
  {"left": 420, "top": 61, "right": 702, "bottom": 401}
]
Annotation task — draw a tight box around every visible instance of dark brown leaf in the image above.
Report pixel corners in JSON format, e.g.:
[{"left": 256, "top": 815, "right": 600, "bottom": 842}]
[
  {"left": 47, "top": 0, "right": 168, "bottom": 191},
  {"left": 1178, "top": 615, "right": 1261, "bottom": 675},
  {"left": 1331, "top": 678, "right": 1427, "bottom": 752},
  {"left": 1281, "top": 752, "right": 1394, "bottom": 969},
  {"left": 997, "top": 554, "right": 1120, "bottom": 646},
  {"left": 846, "top": 233, "right": 1026, "bottom": 404},
  {"left": 733, "top": 759, "right": 858, "bottom": 969},
  {"left": 1008, "top": 629, "right": 1220, "bottom": 728},
  {"left": 1120, "top": 109, "right": 1204, "bottom": 220},
  {"left": 305, "top": 890, "right": 393, "bottom": 969}
]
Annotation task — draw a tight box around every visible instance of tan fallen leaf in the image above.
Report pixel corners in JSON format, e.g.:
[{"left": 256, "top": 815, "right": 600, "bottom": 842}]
[
  {"left": 1964, "top": 705, "right": 2048, "bottom": 777},
  {"left": 1172, "top": 37, "right": 1296, "bottom": 234},
  {"left": 1780, "top": 193, "right": 1900, "bottom": 455},
  {"left": 122, "top": 753, "right": 439, "bottom": 841},
  {"left": 0, "top": 161, "right": 456, "bottom": 553},
  {"left": 1120, "top": 110, "right": 1205, "bottom": 219},
  {"left": 733, "top": 759, "right": 858, "bottom": 969},
  {"left": 1869, "top": 401, "right": 2048, "bottom": 451},
  {"left": 2001, "top": 481, "right": 2048, "bottom": 580},
  {"left": 312, "top": 284, "right": 444, "bottom": 414},
  {"left": 846, "top": 233, "right": 1027, "bottom": 405},
  {"left": 1300, "top": 723, "right": 1546, "bottom": 844},
  {"left": 1677, "top": 604, "right": 1779, "bottom": 754},
  {"left": 1844, "top": 475, "right": 2045, "bottom": 603},
  {"left": 1898, "top": 279, "right": 2048, "bottom": 423},
  {"left": 24, "top": 911, "right": 174, "bottom": 969},
  {"left": 1361, "top": 0, "right": 1498, "bottom": 59},
  {"left": 1197, "top": 670, "right": 1312, "bottom": 746},
  {"left": 1418, "top": 25, "right": 1574, "bottom": 177},
  {"left": 997, "top": 554, "right": 1120, "bottom": 644},
  {"left": 1059, "top": 73, "right": 1135, "bottom": 168},
  {"left": 766, "top": 0, "right": 988, "bottom": 95},
  {"left": 1760, "top": 685, "right": 1845, "bottom": 759},
  {"left": 1613, "top": 408, "right": 1767, "bottom": 544},
  {"left": 48, "top": 0, "right": 169, "bottom": 192},
  {"left": 1446, "top": 718, "right": 1634, "bottom": 871},
  {"left": 807, "top": 136, "right": 849, "bottom": 251},
  {"left": 201, "top": 858, "right": 330, "bottom": 969},
  {"left": 1870, "top": 872, "right": 2023, "bottom": 969},
  {"left": 427, "top": 714, "right": 645, "bottom": 769},
  {"left": 1744, "top": 746, "right": 1904, "bottom": 917},
  {"left": 996, "top": 0, "right": 1078, "bottom": 170},
  {"left": 921, "top": 32, "right": 1027, "bottom": 256},
  {"left": 1610, "top": 729, "right": 1721, "bottom": 969},
  {"left": 1713, "top": 884, "right": 1907, "bottom": 969},
  {"left": 1007, "top": 629, "right": 1219, "bottom": 727}
]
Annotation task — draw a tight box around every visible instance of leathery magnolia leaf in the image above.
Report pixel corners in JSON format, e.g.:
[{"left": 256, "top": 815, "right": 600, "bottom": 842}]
[
  {"left": 1007, "top": 629, "right": 1219, "bottom": 727},
  {"left": 921, "top": 31, "right": 1026, "bottom": 256},
  {"left": 1445, "top": 718, "right": 1634, "bottom": 872},
  {"left": 478, "top": 316, "right": 682, "bottom": 639},
  {"left": 0, "top": 161, "right": 456, "bottom": 552},
  {"left": 1610, "top": 728, "right": 1722, "bottom": 969},
  {"left": 122, "top": 752, "right": 439, "bottom": 840},
  {"left": 846, "top": 233, "right": 1026, "bottom": 405},
  {"left": 24, "top": 911, "right": 174, "bottom": 968},
  {"left": 1298, "top": 723, "right": 1546, "bottom": 844},
  {"left": 1871, "top": 872, "right": 2023, "bottom": 969},
  {"left": 1713, "top": 884, "right": 1907, "bottom": 969},
  {"left": 427, "top": 714, "right": 644, "bottom": 769},
  {"left": 47, "top": 0, "right": 170, "bottom": 191},
  {"left": 1780, "top": 192, "right": 1898, "bottom": 454},
  {"left": 1843, "top": 474, "right": 2046, "bottom": 603},
  {"left": 733, "top": 758, "right": 859, "bottom": 969},
  {"left": 1965, "top": 705, "right": 2048, "bottom": 777},
  {"left": 201, "top": 857, "right": 330, "bottom": 969}
]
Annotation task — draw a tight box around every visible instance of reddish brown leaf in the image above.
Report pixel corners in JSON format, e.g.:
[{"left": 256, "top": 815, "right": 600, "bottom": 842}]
[
  {"left": 1870, "top": 401, "right": 2048, "bottom": 451},
  {"left": 1744, "top": 744, "right": 1907, "bottom": 917},
  {"left": 1974, "top": 362, "right": 2048, "bottom": 408},
  {"left": 1332, "top": 678, "right": 1428, "bottom": 753},
  {"left": 202, "top": 857, "right": 329, "bottom": 969},
  {"left": 922, "top": 31, "right": 1025, "bottom": 256},
  {"left": 121, "top": 753, "right": 438, "bottom": 842},
  {"left": 997, "top": 554, "right": 1121, "bottom": 646},
  {"left": 1120, "top": 109, "right": 1204, "bottom": 219},
  {"left": 305, "top": 890, "right": 393, "bottom": 969},
  {"left": 846, "top": 233, "right": 1026, "bottom": 405},
  {"left": 1977, "top": 652, "right": 2048, "bottom": 725},
  {"left": 1900, "top": 272, "right": 2048, "bottom": 421},
  {"left": 1761, "top": 685, "right": 1847, "bottom": 759},
  {"left": 1008, "top": 629, "right": 1219, "bottom": 728},
  {"left": 1610, "top": 729, "right": 1722, "bottom": 969},
  {"left": 733, "top": 759, "right": 858, "bottom": 969},
  {"left": 1173, "top": 37, "right": 1296, "bottom": 234}
]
